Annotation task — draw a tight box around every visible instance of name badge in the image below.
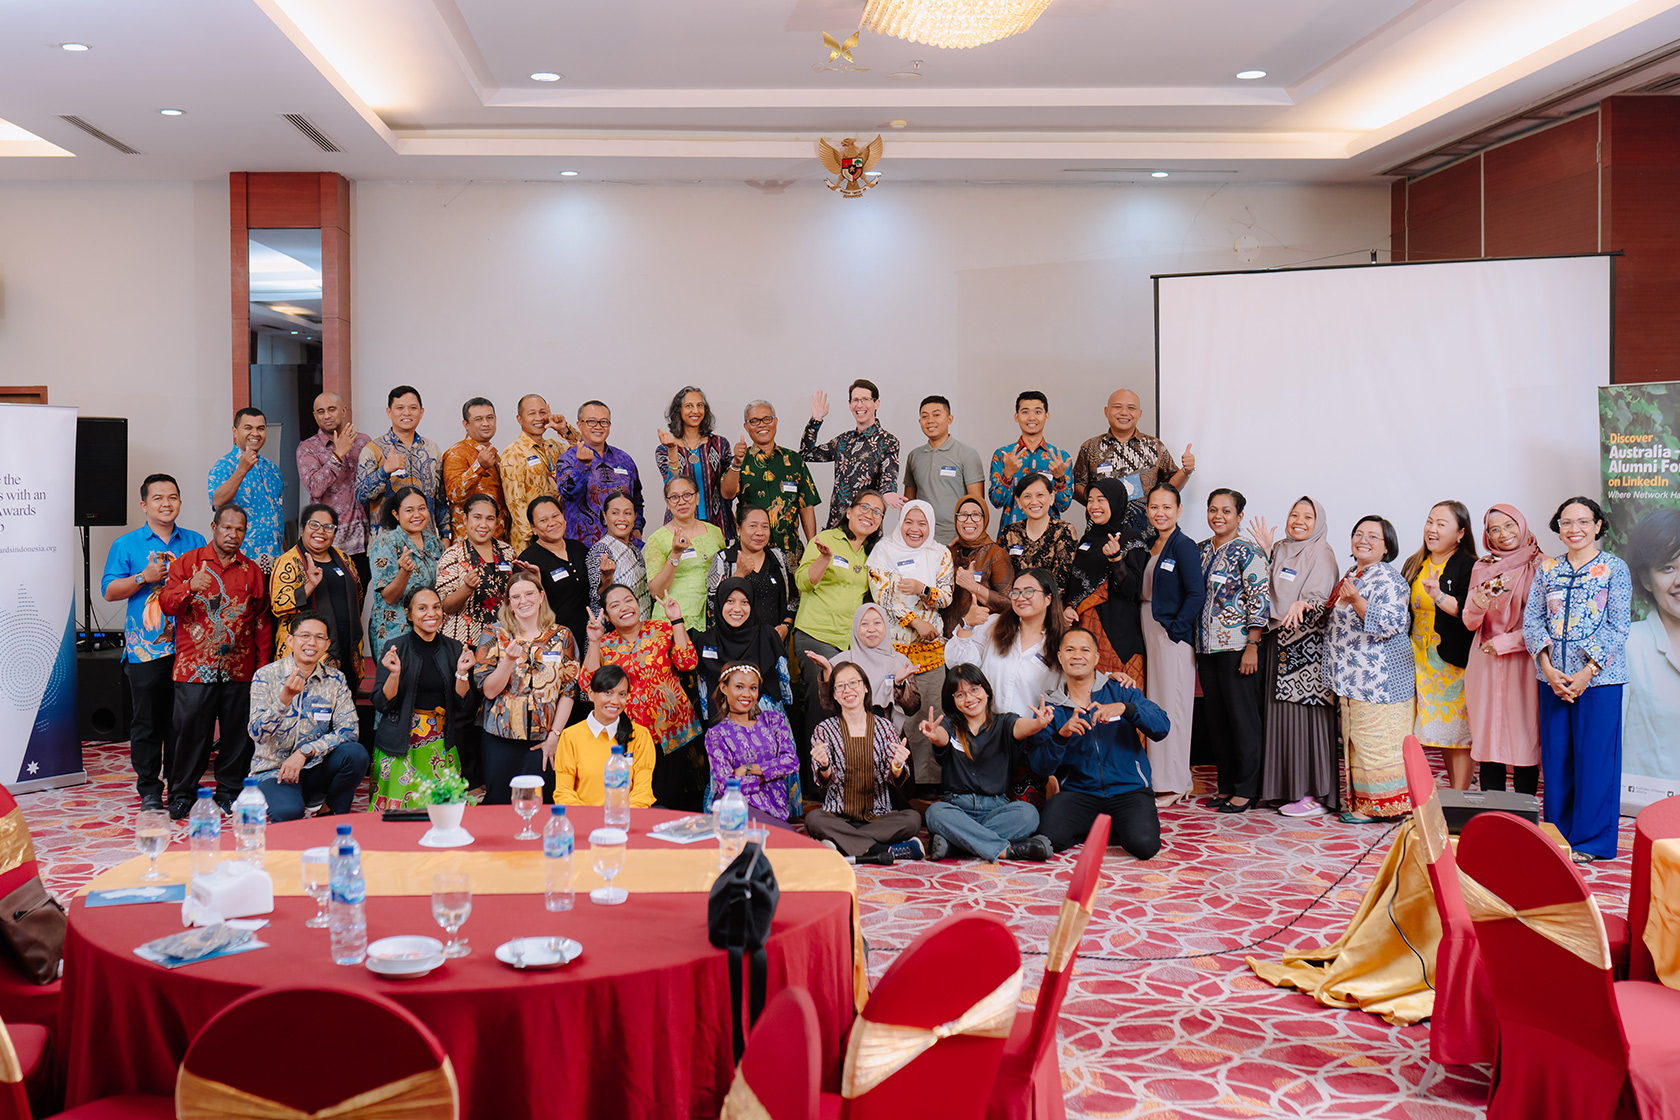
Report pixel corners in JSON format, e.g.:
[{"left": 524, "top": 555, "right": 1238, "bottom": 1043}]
[
  {"left": 391, "top": 468, "right": 407, "bottom": 477},
  {"left": 612, "top": 466, "right": 629, "bottom": 475},
  {"left": 1211, "top": 572, "right": 1229, "bottom": 584},
  {"left": 1077, "top": 542, "right": 1091, "bottom": 551},
  {"left": 310, "top": 703, "right": 332, "bottom": 723},
  {"left": 332, "top": 567, "right": 344, "bottom": 577},
  {"left": 780, "top": 481, "right": 799, "bottom": 493},
  {"left": 1009, "top": 546, "right": 1024, "bottom": 556},
  {"left": 702, "top": 646, "right": 718, "bottom": 659},
  {"left": 550, "top": 568, "right": 569, "bottom": 582},
  {"left": 1279, "top": 567, "right": 1298, "bottom": 582},
  {"left": 681, "top": 548, "right": 697, "bottom": 560},
  {"left": 496, "top": 561, "right": 512, "bottom": 572},
  {"left": 883, "top": 675, "right": 895, "bottom": 687},
  {"left": 1097, "top": 462, "right": 1115, "bottom": 475},
  {"left": 939, "top": 465, "right": 958, "bottom": 477},
  {"left": 897, "top": 558, "right": 915, "bottom": 568},
  {"left": 1548, "top": 591, "right": 1565, "bottom": 604},
  {"left": 525, "top": 454, "right": 542, "bottom": 467},
  {"left": 541, "top": 651, "right": 565, "bottom": 664},
  {"left": 833, "top": 556, "right": 851, "bottom": 570},
  {"left": 1160, "top": 558, "right": 1176, "bottom": 572}
]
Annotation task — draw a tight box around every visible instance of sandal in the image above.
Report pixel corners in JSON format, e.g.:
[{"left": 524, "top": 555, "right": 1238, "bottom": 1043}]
[
  {"left": 1570, "top": 850, "right": 1597, "bottom": 864},
  {"left": 1338, "top": 811, "right": 1376, "bottom": 824}
]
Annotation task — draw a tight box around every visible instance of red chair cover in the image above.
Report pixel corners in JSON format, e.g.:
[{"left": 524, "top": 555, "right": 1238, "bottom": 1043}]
[
  {"left": 1630, "top": 797, "right": 1680, "bottom": 982},
  {"left": 1400, "top": 736, "right": 1497, "bottom": 1066},
  {"left": 826, "top": 914, "right": 1022, "bottom": 1120},
  {"left": 1458, "top": 813, "right": 1680, "bottom": 1120},
  {"left": 988, "top": 814, "right": 1111, "bottom": 1120},
  {"left": 0, "top": 787, "right": 60, "bottom": 1033},
  {"left": 180, "top": 987, "right": 455, "bottom": 1116},
  {"left": 730, "top": 988, "right": 821, "bottom": 1120}
]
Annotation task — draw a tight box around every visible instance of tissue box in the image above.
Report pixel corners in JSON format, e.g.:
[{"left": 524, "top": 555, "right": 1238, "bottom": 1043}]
[{"left": 185, "top": 861, "right": 274, "bottom": 923}]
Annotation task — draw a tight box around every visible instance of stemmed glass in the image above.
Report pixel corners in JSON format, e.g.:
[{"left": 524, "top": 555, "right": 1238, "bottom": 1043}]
[
  {"left": 300, "top": 847, "right": 331, "bottom": 928},
  {"left": 134, "top": 809, "right": 170, "bottom": 882},
  {"left": 589, "top": 828, "right": 628, "bottom": 905},
  {"left": 432, "top": 872, "right": 472, "bottom": 957},
  {"left": 510, "top": 775, "right": 544, "bottom": 840}
]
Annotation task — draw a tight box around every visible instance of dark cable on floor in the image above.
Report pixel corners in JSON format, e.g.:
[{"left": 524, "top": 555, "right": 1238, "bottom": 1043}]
[{"left": 1386, "top": 822, "right": 1434, "bottom": 990}]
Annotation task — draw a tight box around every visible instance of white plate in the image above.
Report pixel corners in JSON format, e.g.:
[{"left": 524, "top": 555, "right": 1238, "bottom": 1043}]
[
  {"left": 367, "top": 935, "right": 445, "bottom": 974},
  {"left": 368, "top": 955, "right": 442, "bottom": 980},
  {"left": 418, "top": 828, "right": 475, "bottom": 849},
  {"left": 494, "top": 937, "right": 582, "bottom": 971}
]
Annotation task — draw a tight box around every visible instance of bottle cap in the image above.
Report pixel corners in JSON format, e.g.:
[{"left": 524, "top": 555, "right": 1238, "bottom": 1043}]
[
  {"left": 551, "top": 805, "right": 565, "bottom": 816},
  {"left": 338, "top": 843, "right": 354, "bottom": 856},
  {"left": 196, "top": 787, "right": 212, "bottom": 799},
  {"left": 336, "top": 824, "right": 352, "bottom": 836},
  {"left": 243, "top": 777, "right": 259, "bottom": 788},
  {"left": 726, "top": 778, "right": 741, "bottom": 790},
  {"left": 611, "top": 744, "right": 625, "bottom": 754}
]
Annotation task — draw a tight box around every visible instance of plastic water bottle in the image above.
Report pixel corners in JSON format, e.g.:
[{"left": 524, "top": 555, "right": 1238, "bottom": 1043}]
[
  {"left": 603, "top": 745, "right": 631, "bottom": 827},
  {"left": 715, "top": 779, "right": 748, "bottom": 867},
  {"left": 232, "top": 777, "right": 268, "bottom": 868},
  {"left": 329, "top": 837, "right": 367, "bottom": 965},
  {"left": 544, "top": 806, "right": 575, "bottom": 912},
  {"left": 187, "top": 787, "right": 222, "bottom": 880}
]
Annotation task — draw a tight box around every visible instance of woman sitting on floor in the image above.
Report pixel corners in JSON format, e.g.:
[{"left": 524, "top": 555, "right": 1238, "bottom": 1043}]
[
  {"left": 803, "top": 661, "right": 923, "bottom": 865},
  {"left": 703, "top": 661, "right": 800, "bottom": 821}
]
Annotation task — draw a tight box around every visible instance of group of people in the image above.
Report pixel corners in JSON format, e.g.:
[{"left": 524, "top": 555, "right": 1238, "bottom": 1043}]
[{"left": 99, "top": 379, "right": 1661, "bottom": 868}]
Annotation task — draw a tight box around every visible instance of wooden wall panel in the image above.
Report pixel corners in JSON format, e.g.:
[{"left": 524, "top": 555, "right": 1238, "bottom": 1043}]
[
  {"left": 1404, "top": 157, "right": 1481, "bottom": 260},
  {"left": 1483, "top": 114, "right": 1599, "bottom": 258},
  {"left": 1602, "top": 96, "right": 1680, "bottom": 383},
  {"left": 246, "top": 172, "right": 326, "bottom": 229},
  {"left": 1391, "top": 179, "right": 1407, "bottom": 262},
  {"left": 229, "top": 172, "right": 251, "bottom": 411}
]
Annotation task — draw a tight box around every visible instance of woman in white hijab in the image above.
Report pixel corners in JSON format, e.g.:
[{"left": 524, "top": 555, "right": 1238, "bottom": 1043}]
[{"left": 866, "top": 499, "right": 955, "bottom": 788}]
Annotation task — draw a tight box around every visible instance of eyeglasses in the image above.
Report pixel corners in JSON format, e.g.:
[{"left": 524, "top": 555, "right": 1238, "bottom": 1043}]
[
  {"left": 834, "top": 680, "right": 865, "bottom": 693},
  {"left": 1007, "top": 588, "right": 1043, "bottom": 600},
  {"left": 1350, "top": 533, "right": 1385, "bottom": 545},
  {"left": 580, "top": 418, "right": 611, "bottom": 429},
  {"left": 854, "top": 506, "right": 883, "bottom": 520},
  {"left": 303, "top": 520, "right": 336, "bottom": 533},
  {"left": 955, "top": 511, "right": 985, "bottom": 521},
  {"left": 745, "top": 416, "right": 775, "bottom": 427}
]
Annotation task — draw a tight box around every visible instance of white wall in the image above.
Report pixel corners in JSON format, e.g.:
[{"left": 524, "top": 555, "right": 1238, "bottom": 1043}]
[{"left": 0, "top": 176, "right": 1387, "bottom": 627}]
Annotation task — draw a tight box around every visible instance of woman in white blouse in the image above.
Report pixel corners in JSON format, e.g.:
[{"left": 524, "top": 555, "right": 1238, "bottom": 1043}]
[{"left": 868, "top": 500, "right": 954, "bottom": 789}]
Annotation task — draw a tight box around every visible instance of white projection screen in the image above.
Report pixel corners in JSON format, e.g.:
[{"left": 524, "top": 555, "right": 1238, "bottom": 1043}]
[{"left": 1156, "top": 254, "right": 1612, "bottom": 557}]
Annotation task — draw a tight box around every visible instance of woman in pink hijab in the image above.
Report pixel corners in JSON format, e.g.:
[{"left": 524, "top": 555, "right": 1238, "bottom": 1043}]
[{"left": 1462, "top": 504, "right": 1542, "bottom": 793}]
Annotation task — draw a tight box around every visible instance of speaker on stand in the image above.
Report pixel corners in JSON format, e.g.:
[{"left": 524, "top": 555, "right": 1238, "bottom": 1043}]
[{"left": 75, "top": 418, "right": 131, "bottom": 743}]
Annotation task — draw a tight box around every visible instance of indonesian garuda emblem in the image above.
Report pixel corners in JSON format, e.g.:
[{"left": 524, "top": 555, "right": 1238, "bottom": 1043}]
[{"left": 818, "top": 135, "right": 884, "bottom": 198}]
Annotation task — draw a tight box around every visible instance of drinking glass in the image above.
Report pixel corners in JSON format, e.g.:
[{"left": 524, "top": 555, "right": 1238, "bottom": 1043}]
[
  {"left": 432, "top": 872, "right": 472, "bottom": 957},
  {"left": 510, "top": 775, "right": 544, "bottom": 840},
  {"left": 134, "top": 810, "right": 170, "bottom": 882},
  {"left": 300, "top": 847, "right": 331, "bottom": 928},
  {"left": 589, "top": 828, "right": 628, "bottom": 905}
]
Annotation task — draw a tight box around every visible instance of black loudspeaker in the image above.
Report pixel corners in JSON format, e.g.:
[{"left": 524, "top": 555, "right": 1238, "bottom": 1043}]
[
  {"left": 75, "top": 417, "right": 128, "bottom": 527},
  {"left": 76, "top": 648, "right": 132, "bottom": 743},
  {"left": 1438, "top": 788, "right": 1543, "bottom": 832}
]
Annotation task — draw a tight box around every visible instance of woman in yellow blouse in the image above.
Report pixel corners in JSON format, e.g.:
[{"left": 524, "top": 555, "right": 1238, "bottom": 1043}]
[{"left": 553, "top": 665, "right": 657, "bottom": 807}]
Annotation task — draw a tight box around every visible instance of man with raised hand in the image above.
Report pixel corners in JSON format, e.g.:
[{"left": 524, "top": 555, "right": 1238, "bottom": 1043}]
[
  {"left": 297, "top": 392, "right": 372, "bottom": 586},
  {"left": 800, "top": 378, "right": 903, "bottom": 528},
  {"left": 247, "top": 610, "right": 368, "bottom": 821},
  {"left": 442, "top": 396, "right": 508, "bottom": 542},
  {"left": 730, "top": 399, "right": 819, "bottom": 557},
  {"left": 357, "top": 385, "right": 444, "bottom": 535},
  {"left": 555, "top": 399, "right": 644, "bottom": 548},
  {"left": 208, "top": 407, "right": 285, "bottom": 574},
  {"left": 501, "top": 393, "right": 580, "bottom": 553},
  {"left": 987, "top": 391, "right": 1072, "bottom": 529},
  {"left": 1072, "top": 388, "right": 1194, "bottom": 512}
]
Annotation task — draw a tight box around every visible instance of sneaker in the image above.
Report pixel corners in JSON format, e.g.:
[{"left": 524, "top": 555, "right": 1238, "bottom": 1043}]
[
  {"left": 887, "top": 837, "right": 924, "bottom": 862},
  {"left": 927, "top": 834, "right": 950, "bottom": 861},
  {"left": 139, "top": 796, "right": 165, "bottom": 812},
  {"left": 818, "top": 839, "right": 840, "bottom": 853},
  {"left": 1278, "top": 796, "right": 1328, "bottom": 818},
  {"left": 1006, "top": 835, "right": 1054, "bottom": 861}
]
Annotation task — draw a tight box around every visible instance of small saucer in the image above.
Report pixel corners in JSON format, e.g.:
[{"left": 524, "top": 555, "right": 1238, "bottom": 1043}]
[
  {"left": 495, "top": 937, "right": 582, "bottom": 971},
  {"left": 418, "top": 827, "right": 475, "bottom": 848}
]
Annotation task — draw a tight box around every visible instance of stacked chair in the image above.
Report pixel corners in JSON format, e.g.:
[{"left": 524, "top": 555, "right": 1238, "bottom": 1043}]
[{"left": 1628, "top": 795, "right": 1680, "bottom": 983}]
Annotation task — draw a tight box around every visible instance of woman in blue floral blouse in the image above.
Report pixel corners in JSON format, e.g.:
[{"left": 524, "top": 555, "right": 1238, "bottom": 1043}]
[
  {"left": 1197, "top": 489, "right": 1271, "bottom": 814},
  {"left": 1522, "top": 496, "right": 1632, "bottom": 862}
]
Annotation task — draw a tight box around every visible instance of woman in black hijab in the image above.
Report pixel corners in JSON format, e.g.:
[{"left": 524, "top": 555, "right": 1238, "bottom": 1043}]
[
  {"left": 1063, "top": 477, "right": 1151, "bottom": 689},
  {"left": 693, "top": 576, "right": 793, "bottom": 720}
]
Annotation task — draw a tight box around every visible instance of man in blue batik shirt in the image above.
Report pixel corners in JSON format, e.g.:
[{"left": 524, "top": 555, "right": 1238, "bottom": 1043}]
[{"left": 208, "top": 407, "right": 285, "bottom": 573}]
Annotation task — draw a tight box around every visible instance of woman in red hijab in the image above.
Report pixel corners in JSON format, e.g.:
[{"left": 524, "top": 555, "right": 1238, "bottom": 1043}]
[{"left": 1462, "top": 504, "right": 1543, "bottom": 794}]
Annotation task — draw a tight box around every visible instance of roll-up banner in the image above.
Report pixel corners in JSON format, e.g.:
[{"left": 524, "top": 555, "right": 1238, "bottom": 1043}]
[{"left": 1601, "top": 383, "right": 1680, "bottom": 813}]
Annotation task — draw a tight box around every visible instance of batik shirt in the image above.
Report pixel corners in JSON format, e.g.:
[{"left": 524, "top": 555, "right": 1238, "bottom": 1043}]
[
  {"left": 500, "top": 432, "right": 564, "bottom": 553},
  {"left": 441, "top": 439, "right": 508, "bottom": 543},
  {"left": 555, "top": 444, "right": 644, "bottom": 548},
  {"left": 297, "top": 430, "right": 373, "bottom": 555},
  {"left": 158, "top": 545, "right": 273, "bottom": 684},
  {"left": 656, "top": 435, "right": 737, "bottom": 540},
  {"left": 247, "top": 657, "right": 359, "bottom": 775},
  {"left": 356, "top": 429, "right": 444, "bottom": 535},
  {"left": 207, "top": 448, "right": 285, "bottom": 565},
  {"left": 1522, "top": 551, "right": 1633, "bottom": 685},
  {"left": 472, "top": 625, "right": 582, "bottom": 741},
  {"left": 735, "top": 444, "right": 820, "bottom": 556},
  {"left": 1197, "top": 538, "right": 1271, "bottom": 654},
  {"left": 1323, "top": 563, "right": 1415, "bottom": 705},
  {"left": 800, "top": 420, "right": 900, "bottom": 529},
  {"left": 987, "top": 438, "right": 1073, "bottom": 528},
  {"left": 435, "top": 539, "right": 518, "bottom": 647},
  {"left": 101, "top": 523, "right": 207, "bottom": 663},
  {"left": 1072, "top": 432, "right": 1181, "bottom": 508}
]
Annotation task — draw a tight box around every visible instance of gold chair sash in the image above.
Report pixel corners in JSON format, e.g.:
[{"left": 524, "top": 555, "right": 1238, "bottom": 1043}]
[
  {"left": 0, "top": 807, "right": 37, "bottom": 878},
  {"left": 1045, "top": 897, "right": 1092, "bottom": 974},
  {"left": 0, "top": 1013, "right": 22, "bottom": 1085},
  {"left": 177, "top": 1062, "right": 458, "bottom": 1120},
  {"left": 1416, "top": 791, "right": 1449, "bottom": 865},
  {"left": 840, "top": 966, "right": 1023, "bottom": 1098},
  {"left": 1458, "top": 869, "right": 1612, "bottom": 971},
  {"left": 717, "top": 1073, "right": 773, "bottom": 1120}
]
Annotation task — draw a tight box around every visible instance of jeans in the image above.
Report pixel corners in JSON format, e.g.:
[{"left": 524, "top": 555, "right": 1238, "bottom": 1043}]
[
  {"left": 169, "top": 681, "right": 253, "bottom": 816},
  {"left": 256, "top": 742, "right": 371, "bottom": 820},
  {"left": 924, "top": 794, "right": 1039, "bottom": 861},
  {"left": 124, "top": 656, "right": 175, "bottom": 805},
  {"left": 481, "top": 731, "right": 553, "bottom": 805},
  {"left": 1039, "top": 787, "right": 1161, "bottom": 859}
]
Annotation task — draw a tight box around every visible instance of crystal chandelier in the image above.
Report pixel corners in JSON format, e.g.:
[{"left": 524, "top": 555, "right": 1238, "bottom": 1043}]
[{"left": 859, "top": 0, "right": 1056, "bottom": 49}]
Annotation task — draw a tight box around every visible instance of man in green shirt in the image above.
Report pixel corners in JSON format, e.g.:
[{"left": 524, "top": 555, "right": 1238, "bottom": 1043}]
[{"left": 729, "top": 399, "right": 820, "bottom": 556}]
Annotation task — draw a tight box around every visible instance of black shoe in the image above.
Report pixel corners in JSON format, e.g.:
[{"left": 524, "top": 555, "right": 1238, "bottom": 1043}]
[
  {"left": 1218, "top": 799, "right": 1254, "bottom": 814},
  {"left": 927, "top": 835, "right": 950, "bottom": 861},
  {"left": 139, "top": 796, "right": 165, "bottom": 811},
  {"left": 167, "top": 803, "right": 192, "bottom": 822},
  {"left": 1206, "top": 796, "right": 1230, "bottom": 810},
  {"left": 1006, "top": 835, "right": 1054, "bottom": 861}
]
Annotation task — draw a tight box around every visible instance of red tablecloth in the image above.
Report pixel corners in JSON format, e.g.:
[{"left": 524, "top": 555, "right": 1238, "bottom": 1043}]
[{"left": 62, "top": 807, "right": 855, "bottom": 1120}]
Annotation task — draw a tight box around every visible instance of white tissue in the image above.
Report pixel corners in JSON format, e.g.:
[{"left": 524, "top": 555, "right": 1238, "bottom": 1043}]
[{"left": 182, "top": 861, "right": 275, "bottom": 926}]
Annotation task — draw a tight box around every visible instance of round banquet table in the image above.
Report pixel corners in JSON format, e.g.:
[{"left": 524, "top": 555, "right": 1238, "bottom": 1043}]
[{"left": 61, "top": 806, "right": 857, "bottom": 1120}]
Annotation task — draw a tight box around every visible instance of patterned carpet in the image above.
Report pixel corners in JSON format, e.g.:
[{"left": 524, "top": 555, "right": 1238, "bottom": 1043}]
[{"left": 18, "top": 742, "right": 1638, "bottom": 1119}]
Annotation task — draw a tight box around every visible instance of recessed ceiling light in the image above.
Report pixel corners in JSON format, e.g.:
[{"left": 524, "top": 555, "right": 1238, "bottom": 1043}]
[
  {"left": 59, "top": 42, "right": 90, "bottom": 52},
  {"left": 1236, "top": 69, "right": 1266, "bottom": 80},
  {"left": 1151, "top": 171, "right": 1169, "bottom": 178},
  {"left": 559, "top": 170, "right": 578, "bottom": 177},
  {"left": 530, "top": 72, "right": 562, "bottom": 82},
  {"left": 290, "top": 330, "right": 299, "bottom": 335},
  {"left": 160, "top": 108, "right": 185, "bottom": 116},
  {"left": 889, "top": 119, "right": 908, "bottom": 129}
]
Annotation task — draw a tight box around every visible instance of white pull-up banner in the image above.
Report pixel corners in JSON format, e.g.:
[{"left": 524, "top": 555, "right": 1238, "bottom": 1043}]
[{"left": 0, "top": 404, "right": 82, "bottom": 788}]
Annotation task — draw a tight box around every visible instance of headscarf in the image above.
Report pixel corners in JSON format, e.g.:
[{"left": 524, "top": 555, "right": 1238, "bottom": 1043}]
[
  {"left": 867, "top": 499, "right": 948, "bottom": 585},
  {"left": 696, "top": 576, "right": 786, "bottom": 700},
  {"left": 948, "top": 495, "right": 996, "bottom": 568},
  {"left": 830, "top": 603, "right": 915, "bottom": 709},
  {"left": 1070, "top": 478, "right": 1148, "bottom": 653},
  {"left": 1268, "top": 496, "right": 1339, "bottom": 626},
  {"left": 1469, "top": 504, "right": 1541, "bottom": 605}
]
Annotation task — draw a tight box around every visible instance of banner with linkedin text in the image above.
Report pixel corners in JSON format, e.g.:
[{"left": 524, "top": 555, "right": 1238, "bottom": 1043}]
[
  {"left": 1601, "top": 383, "right": 1680, "bottom": 813},
  {"left": 0, "top": 405, "right": 81, "bottom": 790}
]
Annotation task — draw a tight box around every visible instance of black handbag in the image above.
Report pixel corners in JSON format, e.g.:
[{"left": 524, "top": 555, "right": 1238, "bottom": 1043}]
[{"left": 707, "top": 842, "right": 779, "bottom": 1061}]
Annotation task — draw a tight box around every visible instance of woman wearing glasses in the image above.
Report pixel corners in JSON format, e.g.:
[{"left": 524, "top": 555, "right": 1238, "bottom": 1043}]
[
  {"left": 792, "top": 490, "right": 888, "bottom": 751},
  {"left": 804, "top": 661, "right": 924, "bottom": 864},
  {"left": 271, "top": 503, "right": 364, "bottom": 694}
]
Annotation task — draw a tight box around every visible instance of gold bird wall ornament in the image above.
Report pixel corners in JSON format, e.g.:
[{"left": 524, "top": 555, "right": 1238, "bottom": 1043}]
[{"left": 817, "top": 135, "right": 884, "bottom": 197}]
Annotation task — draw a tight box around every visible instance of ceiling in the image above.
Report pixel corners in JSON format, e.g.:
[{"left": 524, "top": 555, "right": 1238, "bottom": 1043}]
[{"left": 2, "top": 0, "right": 1679, "bottom": 185}]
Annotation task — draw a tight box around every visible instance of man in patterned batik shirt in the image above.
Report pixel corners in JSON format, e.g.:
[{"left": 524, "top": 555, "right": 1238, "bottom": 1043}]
[
  {"left": 555, "top": 400, "right": 644, "bottom": 548},
  {"left": 441, "top": 396, "right": 508, "bottom": 541},
  {"left": 101, "top": 473, "right": 206, "bottom": 810},
  {"left": 160, "top": 505, "right": 273, "bottom": 819},
  {"left": 988, "top": 391, "right": 1073, "bottom": 529},
  {"left": 731, "top": 399, "right": 819, "bottom": 556},
  {"left": 501, "top": 393, "right": 581, "bottom": 553},
  {"left": 247, "top": 611, "right": 367, "bottom": 821},
  {"left": 297, "top": 392, "right": 373, "bottom": 586},
  {"left": 208, "top": 407, "right": 285, "bottom": 573},
  {"left": 801, "top": 378, "right": 903, "bottom": 529},
  {"left": 356, "top": 384, "right": 444, "bottom": 537},
  {"left": 1072, "top": 388, "right": 1195, "bottom": 514}
]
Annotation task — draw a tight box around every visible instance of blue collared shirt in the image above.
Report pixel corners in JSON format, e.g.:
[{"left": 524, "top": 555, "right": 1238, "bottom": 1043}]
[
  {"left": 207, "top": 447, "right": 285, "bottom": 562},
  {"left": 100, "top": 522, "right": 207, "bottom": 663}
]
